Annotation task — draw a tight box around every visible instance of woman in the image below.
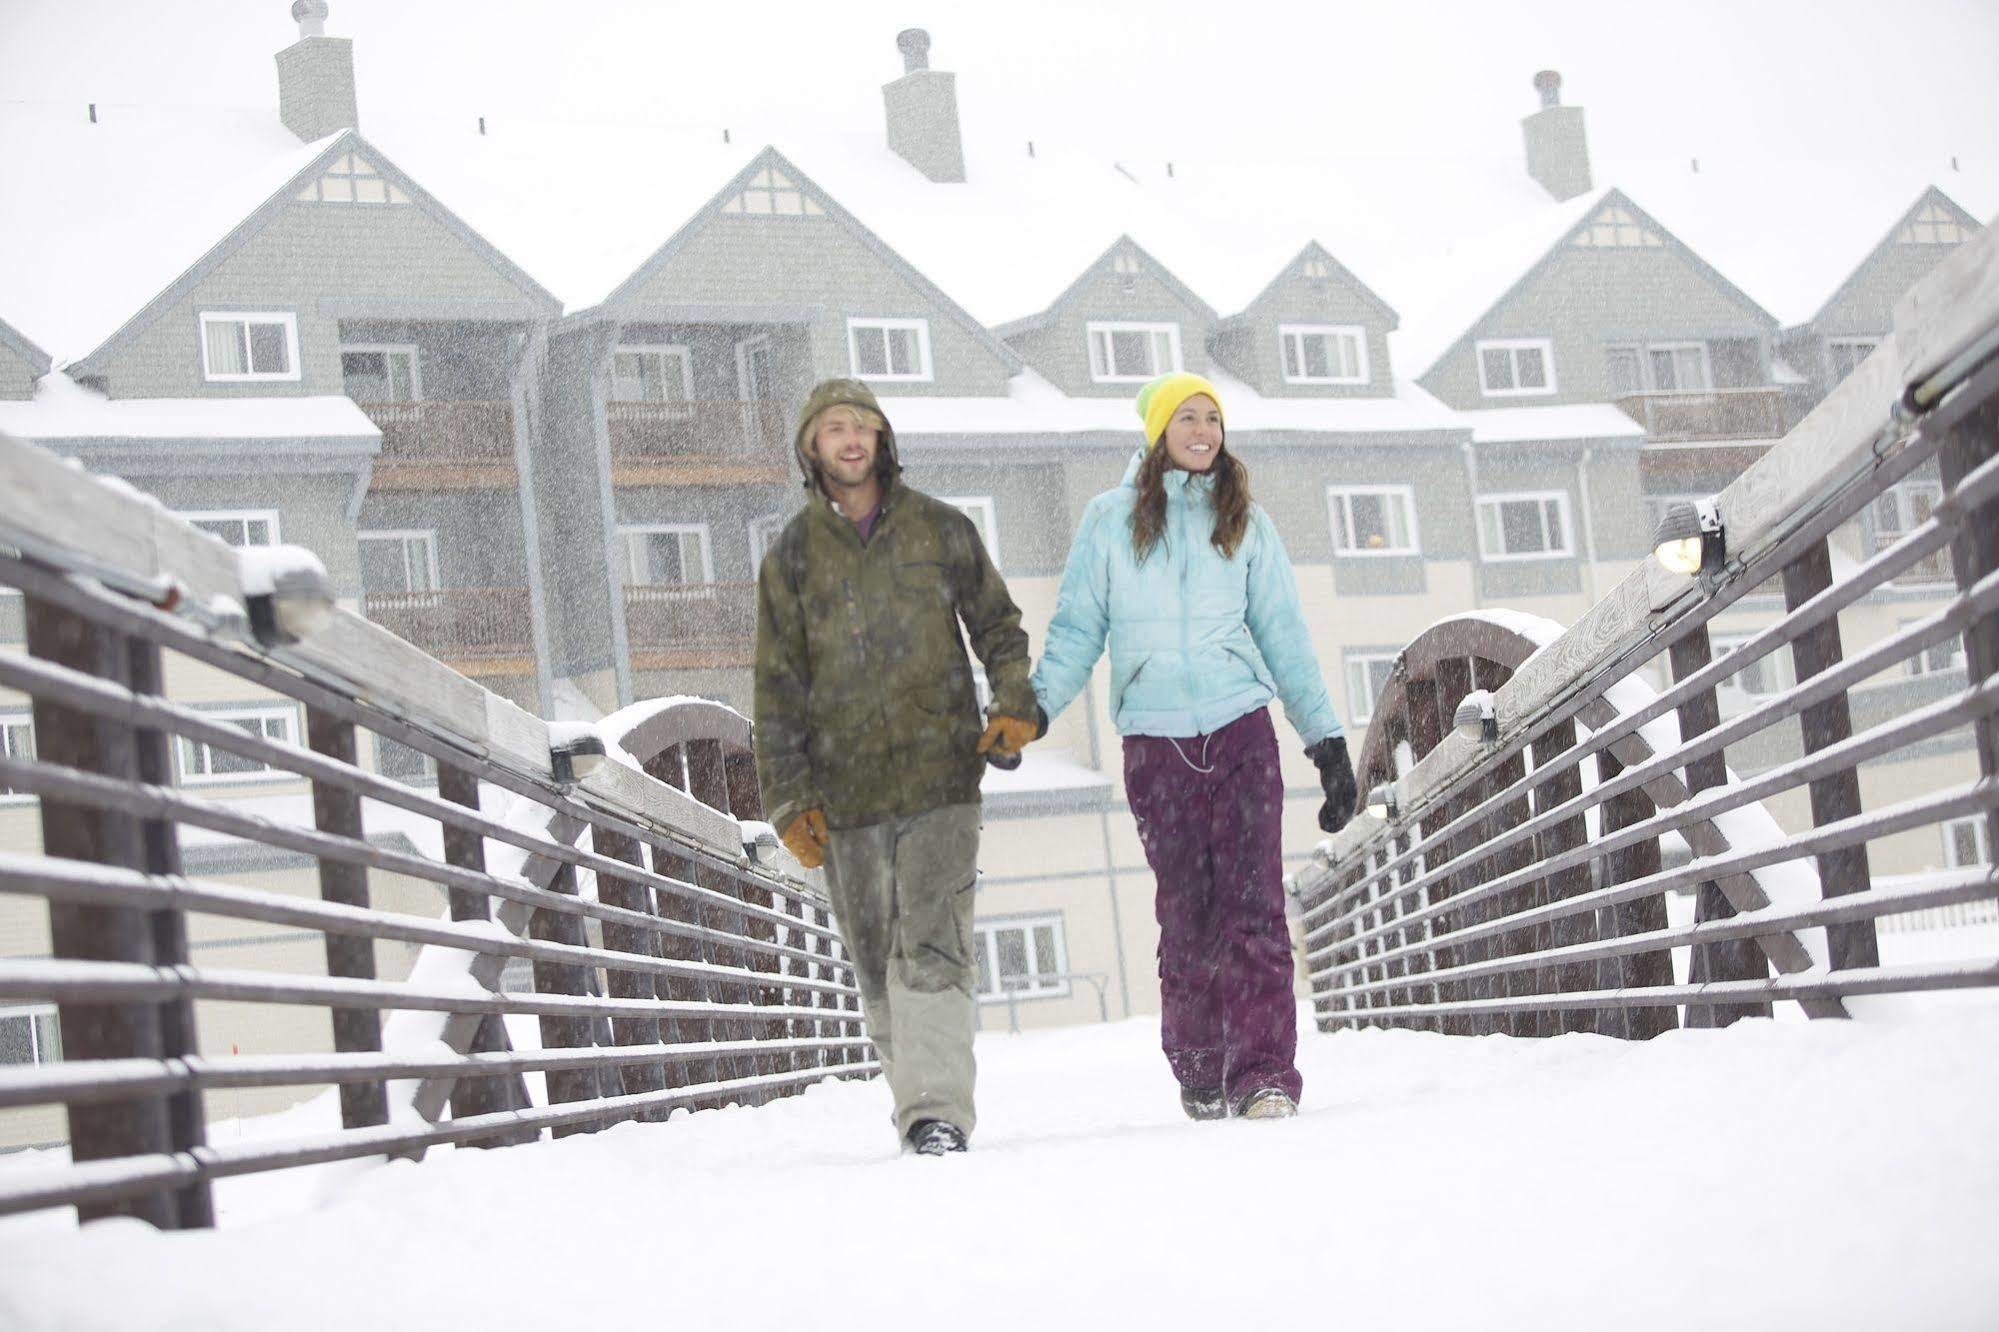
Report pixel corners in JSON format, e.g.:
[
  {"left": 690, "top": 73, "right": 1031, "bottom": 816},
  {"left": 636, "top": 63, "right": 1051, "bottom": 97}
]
[{"left": 1031, "top": 371, "right": 1356, "bottom": 1121}]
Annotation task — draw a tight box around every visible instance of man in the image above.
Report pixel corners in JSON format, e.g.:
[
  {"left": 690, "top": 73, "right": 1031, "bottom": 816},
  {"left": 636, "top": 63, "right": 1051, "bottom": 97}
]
[{"left": 753, "top": 378, "right": 1040, "bottom": 1156}]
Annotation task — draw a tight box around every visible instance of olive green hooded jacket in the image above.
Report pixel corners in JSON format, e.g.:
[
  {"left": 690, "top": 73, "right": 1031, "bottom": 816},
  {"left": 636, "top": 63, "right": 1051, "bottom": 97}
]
[{"left": 753, "top": 379, "right": 1035, "bottom": 833}]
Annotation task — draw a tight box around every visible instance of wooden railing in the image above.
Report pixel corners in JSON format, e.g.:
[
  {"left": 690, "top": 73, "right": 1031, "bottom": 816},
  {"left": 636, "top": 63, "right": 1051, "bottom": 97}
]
[
  {"left": 362, "top": 586, "right": 534, "bottom": 659},
  {"left": 623, "top": 582, "right": 757, "bottom": 655},
  {"left": 1615, "top": 387, "right": 1787, "bottom": 441},
  {"left": 0, "top": 435, "right": 863, "bottom": 1228},
  {"left": 1303, "top": 226, "right": 1999, "bottom": 1036},
  {"left": 606, "top": 400, "right": 789, "bottom": 462},
  {"left": 362, "top": 400, "right": 516, "bottom": 466}
]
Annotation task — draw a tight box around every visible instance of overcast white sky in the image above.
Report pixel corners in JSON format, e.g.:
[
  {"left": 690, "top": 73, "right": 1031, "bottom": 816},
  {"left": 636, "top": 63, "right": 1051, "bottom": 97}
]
[{"left": 4, "top": 0, "right": 1997, "bottom": 174}]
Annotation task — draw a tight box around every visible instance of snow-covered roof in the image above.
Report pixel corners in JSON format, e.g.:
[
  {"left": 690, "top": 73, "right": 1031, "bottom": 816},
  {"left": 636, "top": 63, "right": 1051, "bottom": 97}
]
[
  {"left": 1458, "top": 403, "right": 1647, "bottom": 444},
  {"left": 0, "top": 372, "right": 381, "bottom": 443}
]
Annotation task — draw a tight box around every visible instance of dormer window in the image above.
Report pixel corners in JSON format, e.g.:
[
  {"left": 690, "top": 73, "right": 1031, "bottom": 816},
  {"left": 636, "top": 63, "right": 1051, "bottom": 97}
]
[
  {"left": 1572, "top": 203, "right": 1661, "bottom": 248},
  {"left": 1898, "top": 202, "right": 1969, "bottom": 245},
  {"left": 200, "top": 312, "right": 300, "bottom": 382},
  {"left": 847, "top": 318, "right": 933, "bottom": 381},
  {"left": 722, "top": 166, "right": 826, "bottom": 216},
  {"left": 1280, "top": 325, "right": 1368, "bottom": 385},
  {"left": 1112, "top": 253, "right": 1142, "bottom": 275},
  {"left": 297, "top": 152, "right": 409, "bottom": 205},
  {"left": 1087, "top": 322, "right": 1181, "bottom": 383},
  {"left": 1302, "top": 256, "right": 1331, "bottom": 278},
  {"left": 1475, "top": 338, "right": 1556, "bottom": 397}
]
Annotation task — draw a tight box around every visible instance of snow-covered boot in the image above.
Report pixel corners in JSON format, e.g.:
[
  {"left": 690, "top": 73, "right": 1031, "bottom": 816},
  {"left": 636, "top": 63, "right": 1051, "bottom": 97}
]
[
  {"left": 905, "top": 1119, "right": 969, "bottom": 1155},
  {"left": 1180, "top": 1086, "right": 1227, "bottom": 1121},
  {"left": 1237, "top": 1088, "right": 1297, "bottom": 1120}
]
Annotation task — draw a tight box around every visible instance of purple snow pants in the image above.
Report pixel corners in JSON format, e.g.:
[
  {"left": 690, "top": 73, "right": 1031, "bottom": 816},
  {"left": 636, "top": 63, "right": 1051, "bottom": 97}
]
[{"left": 1123, "top": 707, "right": 1302, "bottom": 1109}]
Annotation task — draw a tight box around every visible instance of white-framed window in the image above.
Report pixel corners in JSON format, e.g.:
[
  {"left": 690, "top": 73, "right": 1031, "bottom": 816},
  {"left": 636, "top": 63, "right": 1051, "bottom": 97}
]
[
  {"left": 1572, "top": 203, "right": 1663, "bottom": 248},
  {"left": 1899, "top": 203, "right": 1970, "bottom": 246},
  {"left": 1, "top": 711, "right": 34, "bottom": 802},
  {"left": 1606, "top": 341, "right": 1712, "bottom": 395},
  {"left": 1475, "top": 492, "right": 1573, "bottom": 561},
  {"left": 0, "top": 1005, "right": 61, "bottom": 1067},
  {"left": 720, "top": 165, "right": 825, "bottom": 216},
  {"left": 1942, "top": 815, "right": 1991, "bottom": 868},
  {"left": 973, "top": 913, "right": 1070, "bottom": 1002},
  {"left": 1710, "top": 631, "right": 1792, "bottom": 709},
  {"left": 1900, "top": 620, "right": 1965, "bottom": 678},
  {"left": 176, "top": 705, "right": 299, "bottom": 786},
  {"left": 358, "top": 530, "right": 440, "bottom": 595},
  {"left": 940, "top": 496, "right": 1000, "bottom": 568},
  {"left": 1280, "top": 324, "right": 1369, "bottom": 385},
  {"left": 340, "top": 344, "right": 420, "bottom": 402},
  {"left": 1086, "top": 322, "right": 1182, "bottom": 383},
  {"left": 1111, "top": 252, "right": 1143, "bottom": 275},
  {"left": 622, "top": 524, "right": 714, "bottom": 587},
  {"left": 199, "top": 311, "right": 300, "bottom": 382},
  {"left": 1344, "top": 650, "right": 1400, "bottom": 726},
  {"left": 1827, "top": 337, "right": 1881, "bottom": 384},
  {"left": 179, "top": 509, "right": 281, "bottom": 548},
  {"left": 296, "top": 151, "right": 409, "bottom": 205},
  {"left": 609, "top": 345, "right": 694, "bottom": 403},
  {"left": 747, "top": 514, "right": 787, "bottom": 576},
  {"left": 847, "top": 318, "right": 933, "bottom": 382},
  {"left": 1475, "top": 338, "right": 1556, "bottom": 397},
  {"left": 1873, "top": 480, "right": 1951, "bottom": 582},
  {"left": 1301, "top": 255, "right": 1332, "bottom": 278},
  {"left": 1326, "top": 485, "right": 1420, "bottom": 557}
]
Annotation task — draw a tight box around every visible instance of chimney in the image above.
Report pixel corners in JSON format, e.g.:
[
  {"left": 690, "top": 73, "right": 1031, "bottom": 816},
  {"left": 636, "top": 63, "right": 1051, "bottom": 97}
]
[
  {"left": 1521, "top": 70, "right": 1591, "bottom": 202},
  {"left": 882, "top": 29, "right": 966, "bottom": 184},
  {"left": 276, "top": 0, "right": 358, "bottom": 143}
]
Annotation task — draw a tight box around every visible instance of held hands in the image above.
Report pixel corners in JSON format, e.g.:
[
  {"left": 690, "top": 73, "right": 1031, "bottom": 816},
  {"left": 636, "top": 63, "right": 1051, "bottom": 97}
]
[
  {"left": 780, "top": 808, "right": 830, "bottom": 869},
  {"left": 1305, "top": 736, "right": 1358, "bottom": 833},
  {"left": 976, "top": 707, "right": 1046, "bottom": 764}
]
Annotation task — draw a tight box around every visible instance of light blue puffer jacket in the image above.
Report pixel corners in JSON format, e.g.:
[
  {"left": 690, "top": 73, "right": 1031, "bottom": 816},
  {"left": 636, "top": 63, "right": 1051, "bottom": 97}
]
[{"left": 1031, "top": 448, "right": 1342, "bottom": 746}]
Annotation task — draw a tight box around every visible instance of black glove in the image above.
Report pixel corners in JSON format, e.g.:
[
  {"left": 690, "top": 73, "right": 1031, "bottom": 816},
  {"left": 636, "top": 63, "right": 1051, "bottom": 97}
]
[{"left": 1304, "top": 736, "right": 1357, "bottom": 833}]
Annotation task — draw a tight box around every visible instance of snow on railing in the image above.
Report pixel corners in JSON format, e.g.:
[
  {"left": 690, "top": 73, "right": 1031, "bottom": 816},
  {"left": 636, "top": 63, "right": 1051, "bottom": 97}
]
[
  {"left": 1298, "top": 217, "right": 1999, "bottom": 1036},
  {"left": 0, "top": 442, "right": 869, "bottom": 1229}
]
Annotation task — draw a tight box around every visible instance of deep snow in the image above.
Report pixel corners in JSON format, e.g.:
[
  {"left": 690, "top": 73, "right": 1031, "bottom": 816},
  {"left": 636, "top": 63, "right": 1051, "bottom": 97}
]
[{"left": 1, "top": 1004, "right": 1995, "bottom": 1331}]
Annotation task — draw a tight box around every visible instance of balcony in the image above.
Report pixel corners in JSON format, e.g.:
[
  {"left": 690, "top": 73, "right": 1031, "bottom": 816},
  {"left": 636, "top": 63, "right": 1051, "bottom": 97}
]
[
  {"left": 624, "top": 582, "right": 758, "bottom": 669},
  {"left": 363, "top": 586, "right": 535, "bottom": 673},
  {"left": 1615, "top": 388, "right": 1786, "bottom": 442},
  {"left": 362, "top": 401, "right": 517, "bottom": 489},
  {"left": 607, "top": 400, "right": 790, "bottom": 485}
]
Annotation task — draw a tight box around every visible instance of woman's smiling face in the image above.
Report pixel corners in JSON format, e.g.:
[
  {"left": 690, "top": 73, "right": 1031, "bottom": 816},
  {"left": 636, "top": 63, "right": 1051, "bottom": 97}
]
[{"left": 1161, "top": 393, "right": 1222, "bottom": 472}]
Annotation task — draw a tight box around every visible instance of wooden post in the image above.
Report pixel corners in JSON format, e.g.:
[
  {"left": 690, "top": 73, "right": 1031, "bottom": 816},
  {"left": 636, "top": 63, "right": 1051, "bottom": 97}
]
[
  {"left": 1402, "top": 675, "right": 1443, "bottom": 1031},
  {"left": 1529, "top": 719, "right": 1597, "bottom": 1036},
  {"left": 528, "top": 856, "right": 599, "bottom": 1134},
  {"left": 306, "top": 709, "right": 389, "bottom": 1129},
  {"left": 27, "top": 598, "right": 206, "bottom": 1228},
  {"left": 1430, "top": 656, "right": 1477, "bottom": 1036},
  {"left": 1669, "top": 626, "right": 1770, "bottom": 1026},
  {"left": 588, "top": 827, "right": 670, "bottom": 1115},
  {"left": 1782, "top": 538, "right": 1881, "bottom": 973},
  {"left": 436, "top": 763, "right": 533, "bottom": 1143},
  {"left": 1596, "top": 748, "right": 1676, "bottom": 1040},
  {"left": 1937, "top": 395, "right": 1999, "bottom": 873}
]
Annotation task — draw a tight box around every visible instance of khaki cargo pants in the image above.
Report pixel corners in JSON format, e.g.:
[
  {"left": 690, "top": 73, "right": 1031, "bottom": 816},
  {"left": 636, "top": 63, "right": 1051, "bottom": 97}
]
[{"left": 821, "top": 802, "right": 981, "bottom": 1141}]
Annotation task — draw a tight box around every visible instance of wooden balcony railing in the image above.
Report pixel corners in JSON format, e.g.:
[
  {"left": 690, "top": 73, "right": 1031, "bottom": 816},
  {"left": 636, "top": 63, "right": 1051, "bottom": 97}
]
[
  {"left": 623, "top": 582, "right": 758, "bottom": 657},
  {"left": 362, "top": 401, "right": 517, "bottom": 468},
  {"left": 363, "top": 586, "right": 534, "bottom": 659},
  {"left": 1615, "top": 388, "right": 1786, "bottom": 442},
  {"left": 607, "top": 400, "right": 789, "bottom": 463}
]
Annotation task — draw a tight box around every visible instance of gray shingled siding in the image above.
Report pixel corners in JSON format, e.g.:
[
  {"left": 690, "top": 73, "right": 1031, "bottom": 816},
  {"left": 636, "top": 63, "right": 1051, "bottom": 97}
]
[
  {"left": 0, "top": 345, "right": 37, "bottom": 399},
  {"left": 97, "top": 202, "right": 536, "bottom": 399},
  {"left": 1797, "top": 233, "right": 1973, "bottom": 398},
  {"left": 620, "top": 217, "right": 1011, "bottom": 397},
  {"left": 1466, "top": 442, "right": 1636, "bottom": 601},
  {"left": 615, "top": 482, "right": 796, "bottom": 585},
  {"left": 892, "top": 458, "right": 1073, "bottom": 579},
  {"left": 1420, "top": 245, "right": 1771, "bottom": 410},
  {"left": 1007, "top": 267, "right": 1213, "bottom": 398},
  {"left": 113, "top": 472, "right": 363, "bottom": 595},
  {"left": 1221, "top": 275, "right": 1395, "bottom": 398},
  {"left": 613, "top": 322, "right": 814, "bottom": 411},
  {"left": 336, "top": 321, "right": 519, "bottom": 399},
  {"left": 354, "top": 490, "right": 532, "bottom": 594}
]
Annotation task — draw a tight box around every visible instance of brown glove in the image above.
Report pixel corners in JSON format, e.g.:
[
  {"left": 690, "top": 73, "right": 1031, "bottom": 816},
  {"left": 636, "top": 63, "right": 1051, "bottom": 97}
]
[
  {"left": 977, "top": 714, "right": 1040, "bottom": 759},
  {"left": 780, "top": 809, "right": 829, "bottom": 870}
]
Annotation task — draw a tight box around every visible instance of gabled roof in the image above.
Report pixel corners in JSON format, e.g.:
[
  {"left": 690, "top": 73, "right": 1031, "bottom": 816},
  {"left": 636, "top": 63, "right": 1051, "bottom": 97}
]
[
  {"left": 1415, "top": 188, "right": 1778, "bottom": 383},
  {"left": 993, "top": 234, "right": 1220, "bottom": 339},
  {"left": 0, "top": 315, "right": 51, "bottom": 377},
  {"left": 586, "top": 146, "right": 1022, "bottom": 374},
  {"left": 1798, "top": 186, "right": 1986, "bottom": 331},
  {"left": 66, "top": 129, "right": 559, "bottom": 380},
  {"left": 1219, "top": 241, "right": 1399, "bottom": 329}
]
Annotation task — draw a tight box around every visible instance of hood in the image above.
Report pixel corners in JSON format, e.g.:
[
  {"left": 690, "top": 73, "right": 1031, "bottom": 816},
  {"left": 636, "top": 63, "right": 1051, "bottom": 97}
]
[{"left": 793, "top": 377, "right": 902, "bottom": 496}]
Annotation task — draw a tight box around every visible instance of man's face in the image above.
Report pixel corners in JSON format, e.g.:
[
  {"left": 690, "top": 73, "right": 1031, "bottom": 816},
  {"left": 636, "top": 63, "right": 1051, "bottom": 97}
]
[{"left": 810, "top": 407, "right": 881, "bottom": 493}]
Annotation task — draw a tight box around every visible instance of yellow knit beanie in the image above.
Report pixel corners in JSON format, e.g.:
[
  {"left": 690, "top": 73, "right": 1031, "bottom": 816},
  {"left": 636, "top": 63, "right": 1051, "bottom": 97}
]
[{"left": 1135, "top": 372, "right": 1224, "bottom": 448}]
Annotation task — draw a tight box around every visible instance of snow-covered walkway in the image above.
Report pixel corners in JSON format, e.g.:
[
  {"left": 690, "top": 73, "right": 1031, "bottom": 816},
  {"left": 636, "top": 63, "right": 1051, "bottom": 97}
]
[{"left": 3, "top": 1006, "right": 1997, "bottom": 1331}]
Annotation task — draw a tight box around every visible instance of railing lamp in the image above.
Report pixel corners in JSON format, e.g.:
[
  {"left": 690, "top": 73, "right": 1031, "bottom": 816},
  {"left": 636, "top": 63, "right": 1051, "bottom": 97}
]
[
  {"left": 1364, "top": 782, "right": 1399, "bottom": 822},
  {"left": 242, "top": 547, "right": 336, "bottom": 648},
  {"left": 1453, "top": 689, "right": 1498, "bottom": 745},
  {"left": 550, "top": 732, "right": 608, "bottom": 784},
  {"left": 1653, "top": 498, "right": 1725, "bottom": 585}
]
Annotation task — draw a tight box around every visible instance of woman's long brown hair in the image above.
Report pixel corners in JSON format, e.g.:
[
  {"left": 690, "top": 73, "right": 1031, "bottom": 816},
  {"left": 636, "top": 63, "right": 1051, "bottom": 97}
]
[{"left": 1128, "top": 435, "right": 1252, "bottom": 565}]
